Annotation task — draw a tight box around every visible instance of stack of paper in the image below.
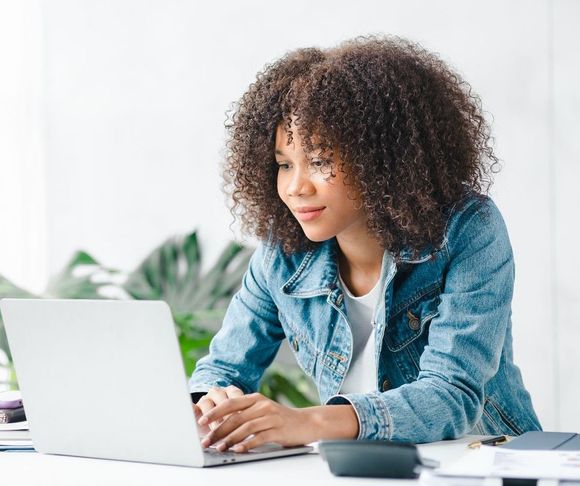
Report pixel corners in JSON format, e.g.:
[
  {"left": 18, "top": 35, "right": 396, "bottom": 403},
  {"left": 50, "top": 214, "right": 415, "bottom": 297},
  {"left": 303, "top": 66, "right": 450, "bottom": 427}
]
[
  {"left": 0, "top": 421, "right": 33, "bottom": 450},
  {"left": 0, "top": 390, "right": 34, "bottom": 451},
  {"left": 433, "top": 445, "right": 580, "bottom": 482}
]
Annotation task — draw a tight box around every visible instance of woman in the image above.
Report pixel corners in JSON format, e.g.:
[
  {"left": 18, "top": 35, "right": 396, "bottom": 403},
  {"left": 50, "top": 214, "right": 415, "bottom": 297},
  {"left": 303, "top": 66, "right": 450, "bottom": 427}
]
[{"left": 189, "top": 36, "right": 541, "bottom": 452}]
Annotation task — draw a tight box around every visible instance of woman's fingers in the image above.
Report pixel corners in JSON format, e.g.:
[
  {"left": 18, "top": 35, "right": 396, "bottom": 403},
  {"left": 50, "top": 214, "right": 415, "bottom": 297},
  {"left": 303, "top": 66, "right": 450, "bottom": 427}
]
[
  {"left": 193, "top": 404, "right": 211, "bottom": 435},
  {"left": 231, "top": 429, "right": 277, "bottom": 453},
  {"left": 196, "top": 396, "right": 221, "bottom": 431},
  {"left": 215, "top": 416, "right": 276, "bottom": 452},
  {"left": 196, "top": 386, "right": 245, "bottom": 431},
  {"left": 196, "top": 395, "right": 217, "bottom": 416},
  {"left": 223, "top": 385, "right": 244, "bottom": 398},
  {"left": 198, "top": 393, "right": 261, "bottom": 426},
  {"left": 207, "top": 385, "right": 243, "bottom": 403},
  {"left": 201, "top": 400, "right": 265, "bottom": 447},
  {"left": 207, "top": 386, "right": 229, "bottom": 404}
]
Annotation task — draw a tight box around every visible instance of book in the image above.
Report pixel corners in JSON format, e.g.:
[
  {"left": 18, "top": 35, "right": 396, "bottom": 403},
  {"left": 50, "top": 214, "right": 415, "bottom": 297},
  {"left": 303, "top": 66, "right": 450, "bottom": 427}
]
[
  {"left": 0, "top": 429, "right": 30, "bottom": 441},
  {"left": 0, "top": 390, "right": 23, "bottom": 409},
  {"left": 0, "top": 420, "right": 28, "bottom": 431},
  {"left": 0, "top": 428, "right": 33, "bottom": 450},
  {"left": 0, "top": 406, "right": 26, "bottom": 424}
]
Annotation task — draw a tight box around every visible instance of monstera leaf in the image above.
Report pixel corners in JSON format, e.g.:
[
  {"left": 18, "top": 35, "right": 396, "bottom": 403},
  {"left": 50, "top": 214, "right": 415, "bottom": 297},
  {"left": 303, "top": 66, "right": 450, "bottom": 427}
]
[
  {"left": 44, "top": 251, "right": 129, "bottom": 300},
  {"left": 123, "top": 231, "right": 254, "bottom": 331},
  {"left": 0, "top": 275, "right": 37, "bottom": 361},
  {"left": 122, "top": 231, "right": 255, "bottom": 378}
]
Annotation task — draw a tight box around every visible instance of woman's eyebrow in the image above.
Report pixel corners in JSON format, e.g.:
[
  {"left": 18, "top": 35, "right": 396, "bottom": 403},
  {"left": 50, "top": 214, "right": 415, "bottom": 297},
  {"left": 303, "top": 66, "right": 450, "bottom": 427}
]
[{"left": 275, "top": 146, "right": 325, "bottom": 159}]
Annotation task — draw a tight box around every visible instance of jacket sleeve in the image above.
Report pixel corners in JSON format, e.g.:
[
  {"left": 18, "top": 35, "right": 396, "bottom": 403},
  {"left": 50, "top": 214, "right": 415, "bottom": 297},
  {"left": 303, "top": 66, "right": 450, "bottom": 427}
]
[
  {"left": 189, "top": 242, "right": 286, "bottom": 394},
  {"left": 326, "top": 198, "right": 515, "bottom": 442}
]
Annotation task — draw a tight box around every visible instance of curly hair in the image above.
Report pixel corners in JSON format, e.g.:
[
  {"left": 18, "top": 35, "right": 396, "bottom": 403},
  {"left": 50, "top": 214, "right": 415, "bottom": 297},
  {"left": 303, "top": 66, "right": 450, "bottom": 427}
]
[{"left": 223, "top": 35, "right": 499, "bottom": 258}]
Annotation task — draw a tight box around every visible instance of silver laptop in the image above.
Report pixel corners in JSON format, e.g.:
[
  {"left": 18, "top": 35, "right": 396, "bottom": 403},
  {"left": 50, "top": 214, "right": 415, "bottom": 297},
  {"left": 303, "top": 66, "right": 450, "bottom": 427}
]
[{"left": 0, "top": 298, "right": 312, "bottom": 466}]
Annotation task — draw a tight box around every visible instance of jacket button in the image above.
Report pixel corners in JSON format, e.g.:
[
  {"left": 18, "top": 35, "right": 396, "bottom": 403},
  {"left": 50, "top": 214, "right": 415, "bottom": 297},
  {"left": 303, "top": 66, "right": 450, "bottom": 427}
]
[
  {"left": 336, "top": 293, "right": 344, "bottom": 306},
  {"left": 382, "top": 379, "right": 391, "bottom": 392},
  {"left": 292, "top": 337, "right": 299, "bottom": 352},
  {"left": 407, "top": 310, "right": 420, "bottom": 331}
]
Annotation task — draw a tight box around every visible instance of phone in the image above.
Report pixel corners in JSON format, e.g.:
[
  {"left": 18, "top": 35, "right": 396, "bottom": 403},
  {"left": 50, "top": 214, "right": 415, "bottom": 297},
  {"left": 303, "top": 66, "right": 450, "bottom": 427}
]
[
  {"left": 319, "top": 439, "right": 439, "bottom": 479},
  {"left": 0, "top": 390, "right": 23, "bottom": 409}
]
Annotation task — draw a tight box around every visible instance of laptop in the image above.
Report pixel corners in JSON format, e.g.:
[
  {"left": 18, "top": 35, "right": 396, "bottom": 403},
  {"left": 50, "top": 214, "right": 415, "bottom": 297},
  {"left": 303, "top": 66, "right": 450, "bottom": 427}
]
[{"left": 0, "top": 298, "right": 312, "bottom": 466}]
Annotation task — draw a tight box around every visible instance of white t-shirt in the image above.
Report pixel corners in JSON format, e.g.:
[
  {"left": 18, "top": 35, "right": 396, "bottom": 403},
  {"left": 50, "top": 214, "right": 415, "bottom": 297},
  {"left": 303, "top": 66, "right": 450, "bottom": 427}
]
[{"left": 338, "top": 266, "right": 384, "bottom": 395}]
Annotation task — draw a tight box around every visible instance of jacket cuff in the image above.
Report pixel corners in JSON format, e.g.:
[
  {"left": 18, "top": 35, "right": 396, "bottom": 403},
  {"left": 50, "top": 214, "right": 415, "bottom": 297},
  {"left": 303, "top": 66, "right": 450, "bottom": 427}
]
[
  {"left": 325, "top": 392, "right": 391, "bottom": 440},
  {"left": 190, "top": 392, "right": 208, "bottom": 404}
]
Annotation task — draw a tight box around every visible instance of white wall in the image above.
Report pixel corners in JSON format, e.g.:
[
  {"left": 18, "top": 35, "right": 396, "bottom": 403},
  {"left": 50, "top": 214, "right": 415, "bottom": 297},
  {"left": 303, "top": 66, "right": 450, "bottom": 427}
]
[
  {"left": 2, "top": 0, "right": 578, "bottom": 431},
  {"left": 554, "top": 0, "right": 580, "bottom": 435},
  {"left": 0, "top": 0, "right": 47, "bottom": 294}
]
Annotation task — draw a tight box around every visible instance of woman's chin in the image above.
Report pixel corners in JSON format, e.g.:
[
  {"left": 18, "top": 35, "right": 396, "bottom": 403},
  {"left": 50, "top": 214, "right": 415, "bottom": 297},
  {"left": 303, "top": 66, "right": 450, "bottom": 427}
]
[{"left": 302, "top": 228, "right": 335, "bottom": 243}]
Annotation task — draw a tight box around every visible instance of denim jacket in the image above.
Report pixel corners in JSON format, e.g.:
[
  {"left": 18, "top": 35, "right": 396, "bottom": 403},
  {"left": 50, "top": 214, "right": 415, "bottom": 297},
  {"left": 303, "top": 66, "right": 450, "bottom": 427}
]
[{"left": 189, "top": 195, "right": 541, "bottom": 442}]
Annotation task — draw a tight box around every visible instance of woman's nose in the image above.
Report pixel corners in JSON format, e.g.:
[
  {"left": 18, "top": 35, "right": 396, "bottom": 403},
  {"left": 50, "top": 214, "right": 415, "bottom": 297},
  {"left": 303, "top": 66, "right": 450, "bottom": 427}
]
[{"left": 286, "top": 168, "right": 315, "bottom": 197}]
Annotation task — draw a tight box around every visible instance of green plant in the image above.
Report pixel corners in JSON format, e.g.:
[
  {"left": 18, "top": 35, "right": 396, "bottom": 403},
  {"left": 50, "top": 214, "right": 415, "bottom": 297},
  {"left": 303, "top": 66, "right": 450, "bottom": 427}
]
[
  {"left": 0, "top": 275, "right": 36, "bottom": 388},
  {"left": 0, "top": 231, "right": 317, "bottom": 406}
]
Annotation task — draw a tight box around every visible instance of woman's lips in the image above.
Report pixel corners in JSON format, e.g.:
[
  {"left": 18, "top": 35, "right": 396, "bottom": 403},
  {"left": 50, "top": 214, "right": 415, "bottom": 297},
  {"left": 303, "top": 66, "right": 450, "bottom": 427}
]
[{"left": 294, "top": 207, "right": 326, "bottom": 222}]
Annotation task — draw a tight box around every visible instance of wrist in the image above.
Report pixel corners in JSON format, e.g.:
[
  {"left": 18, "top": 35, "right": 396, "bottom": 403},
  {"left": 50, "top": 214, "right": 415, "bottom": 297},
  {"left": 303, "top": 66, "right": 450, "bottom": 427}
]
[{"left": 304, "top": 404, "right": 359, "bottom": 441}]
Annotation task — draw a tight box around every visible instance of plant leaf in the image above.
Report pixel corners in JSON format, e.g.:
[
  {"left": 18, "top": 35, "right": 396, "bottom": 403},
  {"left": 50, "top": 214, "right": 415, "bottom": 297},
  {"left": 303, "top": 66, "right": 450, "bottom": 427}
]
[
  {"left": 123, "top": 232, "right": 253, "bottom": 325},
  {"left": 259, "top": 367, "right": 318, "bottom": 408},
  {"left": 44, "top": 250, "right": 128, "bottom": 300},
  {"left": 188, "top": 241, "right": 254, "bottom": 311},
  {"left": 0, "top": 275, "right": 37, "bottom": 360},
  {"left": 123, "top": 232, "right": 202, "bottom": 313}
]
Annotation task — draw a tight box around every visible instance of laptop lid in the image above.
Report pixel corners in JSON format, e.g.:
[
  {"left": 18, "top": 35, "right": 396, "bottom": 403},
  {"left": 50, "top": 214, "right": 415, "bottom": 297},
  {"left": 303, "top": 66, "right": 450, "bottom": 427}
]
[{"left": 1, "top": 299, "right": 204, "bottom": 467}]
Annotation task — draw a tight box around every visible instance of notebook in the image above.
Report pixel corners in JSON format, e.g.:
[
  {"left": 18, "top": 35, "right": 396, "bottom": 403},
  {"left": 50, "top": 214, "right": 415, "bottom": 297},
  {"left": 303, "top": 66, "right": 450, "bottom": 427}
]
[{"left": 501, "top": 431, "right": 580, "bottom": 451}]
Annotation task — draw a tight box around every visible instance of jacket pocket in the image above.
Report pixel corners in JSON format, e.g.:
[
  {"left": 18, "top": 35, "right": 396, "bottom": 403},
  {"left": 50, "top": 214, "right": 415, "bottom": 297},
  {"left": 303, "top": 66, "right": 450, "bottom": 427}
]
[
  {"left": 385, "top": 289, "right": 440, "bottom": 352},
  {"left": 482, "top": 396, "right": 525, "bottom": 436}
]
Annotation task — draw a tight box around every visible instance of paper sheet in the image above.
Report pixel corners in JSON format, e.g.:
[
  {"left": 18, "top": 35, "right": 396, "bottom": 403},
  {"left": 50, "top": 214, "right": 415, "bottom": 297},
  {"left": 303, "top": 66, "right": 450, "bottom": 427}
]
[{"left": 434, "top": 445, "right": 580, "bottom": 481}]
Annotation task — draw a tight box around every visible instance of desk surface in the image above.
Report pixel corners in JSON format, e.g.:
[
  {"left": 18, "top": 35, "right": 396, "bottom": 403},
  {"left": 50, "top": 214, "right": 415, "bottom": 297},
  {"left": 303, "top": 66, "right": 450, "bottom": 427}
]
[{"left": 1, "top": 436, "right": 481, "bottom": 485}]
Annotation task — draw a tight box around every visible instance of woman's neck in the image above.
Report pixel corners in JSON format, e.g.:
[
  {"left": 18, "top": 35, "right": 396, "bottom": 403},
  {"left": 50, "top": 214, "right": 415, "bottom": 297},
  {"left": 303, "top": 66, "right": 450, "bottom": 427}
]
[{"left": 336, "top": 232, "right": 384, "bottom": 297}]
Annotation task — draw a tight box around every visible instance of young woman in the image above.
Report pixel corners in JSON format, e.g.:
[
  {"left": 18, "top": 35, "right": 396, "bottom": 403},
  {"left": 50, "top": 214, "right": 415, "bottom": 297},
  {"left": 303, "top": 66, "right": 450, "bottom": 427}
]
[{"left": 189, "top": 36, "right": 541, "bottom": 452}]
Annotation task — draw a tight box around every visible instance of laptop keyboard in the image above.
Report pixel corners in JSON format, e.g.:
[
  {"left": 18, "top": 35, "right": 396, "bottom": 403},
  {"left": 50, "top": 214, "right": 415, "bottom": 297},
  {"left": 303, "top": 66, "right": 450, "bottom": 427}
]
[
  {"left": 204, "top": 443, "right": 284, "bottom": 457},
  {"left": 204, "top": 448, "right": 239, "bottom": 458}
]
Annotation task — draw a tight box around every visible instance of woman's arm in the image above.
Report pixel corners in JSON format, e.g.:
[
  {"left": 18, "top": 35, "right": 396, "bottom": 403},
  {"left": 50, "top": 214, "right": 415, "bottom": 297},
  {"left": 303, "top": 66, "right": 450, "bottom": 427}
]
[
  {"left": 189, "top": 242, "right": 287, "bottom": 395},
  {"left": 190, "top": 242, "right": 360, "bottom": 450}
]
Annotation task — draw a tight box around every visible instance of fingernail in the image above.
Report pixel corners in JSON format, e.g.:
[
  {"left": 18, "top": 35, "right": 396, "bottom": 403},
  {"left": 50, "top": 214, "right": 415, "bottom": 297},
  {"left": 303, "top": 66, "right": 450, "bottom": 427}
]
[
  {"left": 201, "top": 438, "right": 210, "bottom": 447},
  {"left": 216, "top": 442, "right": 227, "bottom": 452},
  {"left": 198, "top": 416, "right": 208, "bottom": 425},
  {"left": 232, "top": 445, "right": 244, "bottom": 452}
]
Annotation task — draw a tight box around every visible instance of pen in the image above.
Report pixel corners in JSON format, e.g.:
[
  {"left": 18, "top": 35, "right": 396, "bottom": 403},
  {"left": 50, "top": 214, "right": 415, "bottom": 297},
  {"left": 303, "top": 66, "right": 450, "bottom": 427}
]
[{"left": 468, "top": 435, "right": 510, "bottom": 449}]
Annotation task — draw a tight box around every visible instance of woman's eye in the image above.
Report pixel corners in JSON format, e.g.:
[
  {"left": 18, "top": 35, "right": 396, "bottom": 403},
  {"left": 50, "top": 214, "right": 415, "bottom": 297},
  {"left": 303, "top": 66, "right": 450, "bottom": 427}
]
[
  {"left": 276, "top": 162, "right": 290, "bottom": 170},
  {"left": 310, "top": 159, "right": 332, "bottom": 171}
]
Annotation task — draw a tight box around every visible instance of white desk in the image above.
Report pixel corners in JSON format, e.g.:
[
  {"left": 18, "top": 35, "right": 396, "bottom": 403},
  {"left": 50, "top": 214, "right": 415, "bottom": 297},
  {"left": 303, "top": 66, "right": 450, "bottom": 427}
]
[{"left": 0, "top": 436, "right": 479, "bottom": 486}]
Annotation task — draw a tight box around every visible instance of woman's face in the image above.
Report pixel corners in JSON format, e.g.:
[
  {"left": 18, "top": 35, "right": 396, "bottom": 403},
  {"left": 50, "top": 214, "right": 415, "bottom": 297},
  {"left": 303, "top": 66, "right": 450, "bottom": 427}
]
[{"left": 275, "top": 124, "right": 367, "bottom": 243}]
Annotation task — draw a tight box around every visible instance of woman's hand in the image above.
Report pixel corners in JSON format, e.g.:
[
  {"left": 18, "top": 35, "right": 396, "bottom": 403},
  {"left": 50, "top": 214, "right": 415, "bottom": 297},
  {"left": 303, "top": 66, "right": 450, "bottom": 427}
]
[
  {"left": 193, "top": 385, "right": 244, "bottom": 434},
  {"left": 197, "top": 392, "right": 359, "bottom": 452}
]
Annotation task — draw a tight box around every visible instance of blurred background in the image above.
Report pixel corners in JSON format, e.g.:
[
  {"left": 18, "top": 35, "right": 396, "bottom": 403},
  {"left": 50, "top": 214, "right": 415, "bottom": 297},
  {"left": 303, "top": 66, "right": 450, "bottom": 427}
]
[{"left": 0, "top": 0, "right": 578, "bottom": 432}]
